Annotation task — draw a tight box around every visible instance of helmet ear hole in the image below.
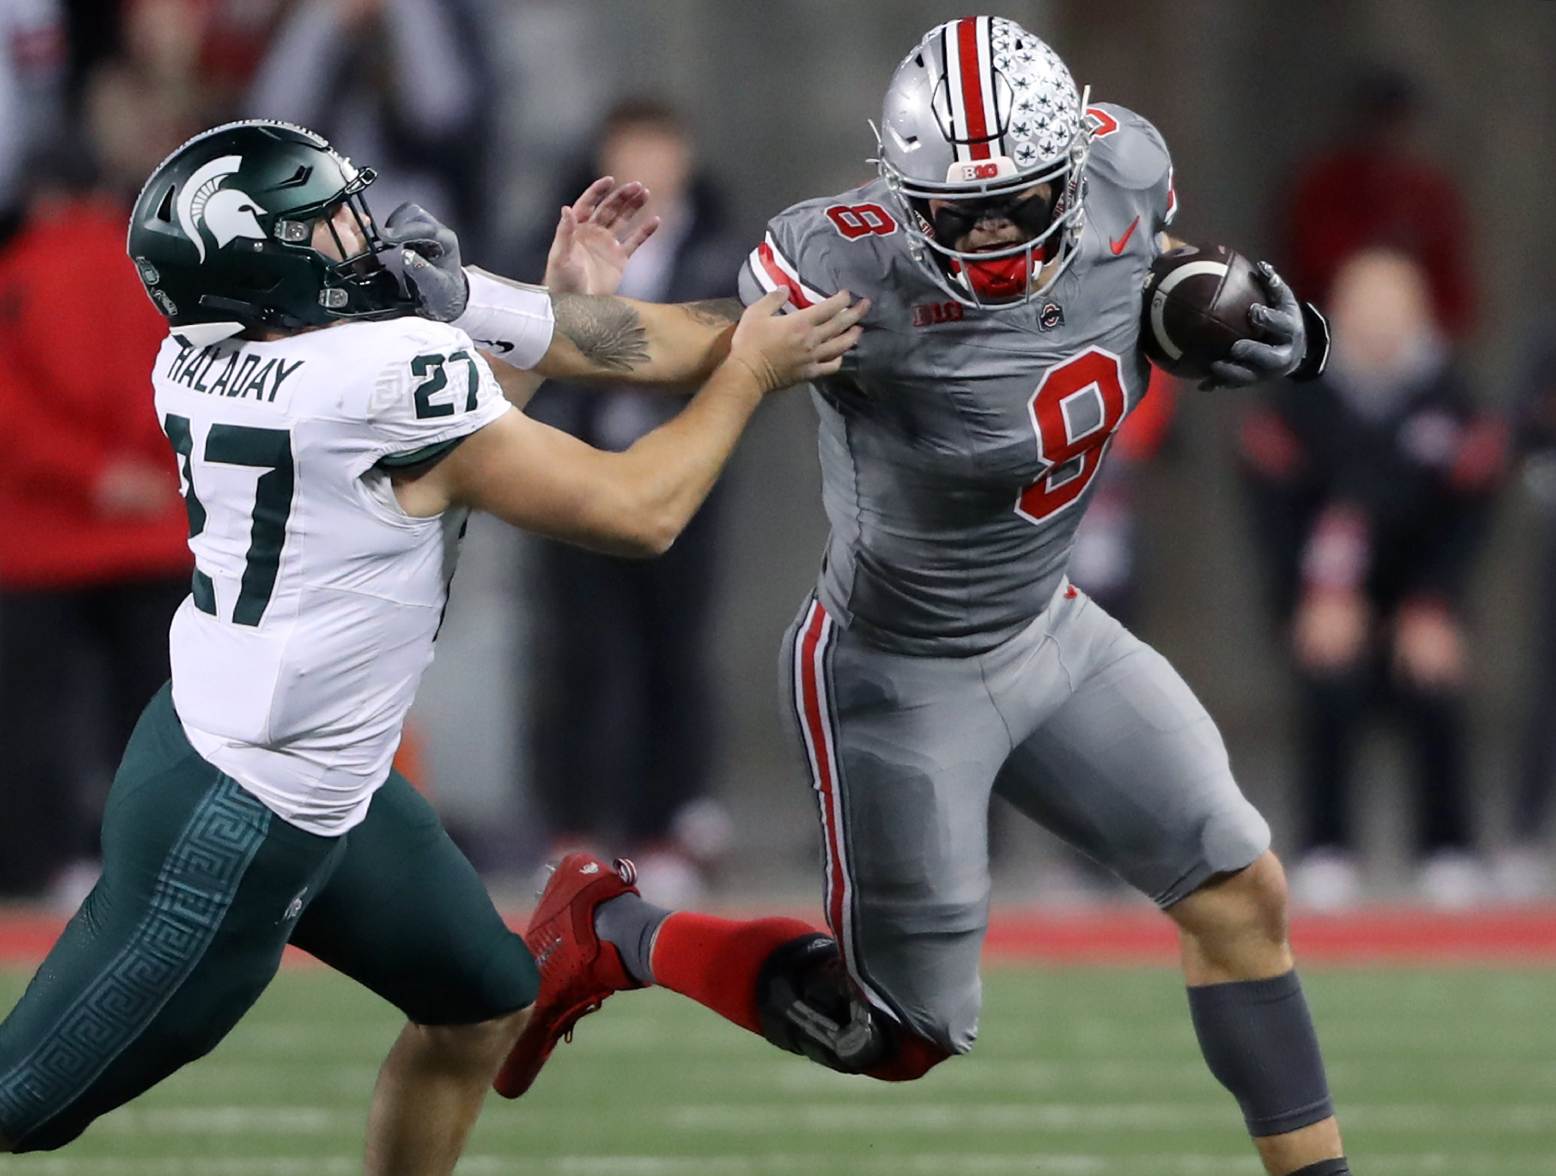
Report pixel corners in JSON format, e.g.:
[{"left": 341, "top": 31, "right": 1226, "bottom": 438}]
[{"left": 155, "top": 185, "right": 175, "bottom": 223}]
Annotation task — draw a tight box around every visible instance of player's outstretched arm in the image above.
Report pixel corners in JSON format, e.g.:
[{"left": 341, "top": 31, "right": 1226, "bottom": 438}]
[
  {"left": 459, "top": 267, "right": 743, "bottom": 389},
  {"left": 383, "top": 187, "right": 744, "bottom": 399},
  {"left": 536, "top": 290, "right": 744, "bottom": 383},
  {"left": 400, "top": 289, "right": 864, "bottom": 557},
  {"left": 470, "top": 280, "right": 744, "bottom": 406}
]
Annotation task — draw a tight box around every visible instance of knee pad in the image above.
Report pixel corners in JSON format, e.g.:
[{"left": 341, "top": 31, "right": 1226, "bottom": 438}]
[
  {"left": 1200, "top": 806, "right": 1272, "bottom": 879},
  {"left": 755, "top": 934, "right": 889, "bottom": 1073},
  {"left": 754, "top": 934, "right": 950, "bottom": 1081}
]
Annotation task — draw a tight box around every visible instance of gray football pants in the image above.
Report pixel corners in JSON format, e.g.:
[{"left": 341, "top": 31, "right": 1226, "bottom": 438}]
[{"left": 780, "top": 582, "right": 1271, "bottom": 1055}]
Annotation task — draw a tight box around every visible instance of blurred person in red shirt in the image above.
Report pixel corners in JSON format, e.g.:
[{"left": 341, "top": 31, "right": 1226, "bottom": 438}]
[
  {"left": 1239, "top": 249, "right": 1503, "bottom": 910},
  {"left": 0, "top": 62, "right": 193, "bottom": 902},
  {"left": 1282, "top": 66, "right": 1474, "bottom": 341}
]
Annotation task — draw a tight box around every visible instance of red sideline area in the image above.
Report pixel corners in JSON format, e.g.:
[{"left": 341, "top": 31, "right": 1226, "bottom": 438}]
[{"left": 0, "top": 906, "right": 1553, "bottom": 968}]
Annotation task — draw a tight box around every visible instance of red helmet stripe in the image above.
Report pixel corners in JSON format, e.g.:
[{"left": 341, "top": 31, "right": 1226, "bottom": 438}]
[{"left": 956, "top": 18, "right": 992, "bottom": 160}]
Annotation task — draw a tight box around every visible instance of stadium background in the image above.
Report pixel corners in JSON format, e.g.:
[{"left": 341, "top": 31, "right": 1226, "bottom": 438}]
[
  {"left": 413, "top": 0, "right": 1556, "bottom": 891},
  {"left": 3, "top": 2, "right": 1556, "bottom": 1172}
]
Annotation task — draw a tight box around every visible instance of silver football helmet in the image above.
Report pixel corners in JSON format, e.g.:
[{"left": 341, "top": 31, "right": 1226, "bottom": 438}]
[{"left": 874, "top": 16, "right": 1091, "bottom": 307}]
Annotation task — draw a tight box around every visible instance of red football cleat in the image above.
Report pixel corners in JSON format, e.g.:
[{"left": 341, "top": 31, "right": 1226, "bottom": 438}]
[{"left": 493, "top": 852, "right": 641, "bottom": 1098}]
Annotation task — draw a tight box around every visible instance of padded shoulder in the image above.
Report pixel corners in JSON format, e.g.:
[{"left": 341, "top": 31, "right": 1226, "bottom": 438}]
[
  {"left": 1085, "top": 102, "right": 1177, "bottom": 230},
  {"left": 739, "top": 181, "right": 906, "bottom": 311},
  {"left": 346, "top": 318, "right": 508, "bottom": 451}
]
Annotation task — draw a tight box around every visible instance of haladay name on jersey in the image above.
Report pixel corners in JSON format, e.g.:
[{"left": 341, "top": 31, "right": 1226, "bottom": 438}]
[{"left": 166, "top": 337, "right": 305, "bottom": 406}]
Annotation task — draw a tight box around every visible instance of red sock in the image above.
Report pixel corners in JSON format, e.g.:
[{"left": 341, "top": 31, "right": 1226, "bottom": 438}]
[{"left": 649, "top": 912, "right": 819, "bottom": 1035}]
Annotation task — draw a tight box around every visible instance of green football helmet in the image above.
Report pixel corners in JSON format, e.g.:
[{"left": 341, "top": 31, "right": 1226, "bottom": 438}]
[{"left": 127, "top": 119, "right": 416, "bottom": 343}]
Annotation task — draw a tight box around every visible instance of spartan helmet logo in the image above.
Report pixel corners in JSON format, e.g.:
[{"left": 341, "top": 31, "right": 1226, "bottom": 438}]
[{"left": 176, "top": 154, "right": 268, "bottom": 262}]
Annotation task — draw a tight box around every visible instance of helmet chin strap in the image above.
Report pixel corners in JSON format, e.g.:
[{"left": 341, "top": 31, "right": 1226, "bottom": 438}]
[{"left": 952, "top": 242, "right": 1049, "bottom": 301}]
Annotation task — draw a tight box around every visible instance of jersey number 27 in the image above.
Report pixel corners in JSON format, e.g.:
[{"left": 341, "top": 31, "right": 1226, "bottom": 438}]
[
  {"left": 165, "top": 414, "right": 295, "bottom": 626},
  {"left": 1016, "top": 348, "right": 1128, "bottom": 525}
]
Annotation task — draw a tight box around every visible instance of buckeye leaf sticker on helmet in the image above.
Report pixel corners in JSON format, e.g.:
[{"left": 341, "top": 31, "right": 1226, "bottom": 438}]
[{"left": 873, "top": 16, "right": 1092, "bottom": 307}]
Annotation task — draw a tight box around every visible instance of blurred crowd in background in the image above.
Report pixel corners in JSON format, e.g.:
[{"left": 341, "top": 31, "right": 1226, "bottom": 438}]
[{"left": 1, "top": 0, "right": 1553, "bottom": 914}]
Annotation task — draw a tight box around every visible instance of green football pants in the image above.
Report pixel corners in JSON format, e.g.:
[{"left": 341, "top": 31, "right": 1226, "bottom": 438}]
[{"left": 0, "top": 683, "right": 537, "bottom": 1152}]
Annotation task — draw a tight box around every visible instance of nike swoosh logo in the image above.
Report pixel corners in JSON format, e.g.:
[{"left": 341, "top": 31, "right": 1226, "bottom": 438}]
[{"left": 1110, "top": 217, "right": 1140, "bottom": 255}]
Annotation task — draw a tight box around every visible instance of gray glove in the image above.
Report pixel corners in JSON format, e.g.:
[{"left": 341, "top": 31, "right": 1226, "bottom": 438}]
[
  {"left": 1202, "top": 261, "right": 1307, "bottom": 390},
  {"left": 380, "top": 202, "right": 468, "bottom": 322}
]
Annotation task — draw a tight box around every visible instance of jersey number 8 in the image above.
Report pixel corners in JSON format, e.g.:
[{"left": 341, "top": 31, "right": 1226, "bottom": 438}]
[{"left": 1016, "top": 348, "right": 1128, "bottom": 525}]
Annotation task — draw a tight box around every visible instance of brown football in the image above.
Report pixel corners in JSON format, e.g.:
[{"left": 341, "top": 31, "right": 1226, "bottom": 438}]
[{"left": 1139, "top": 244, "right": 1264, "bottom": 379}]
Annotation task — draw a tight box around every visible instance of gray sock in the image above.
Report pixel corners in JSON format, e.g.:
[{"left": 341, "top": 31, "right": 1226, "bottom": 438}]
[
  {"left": 1186, "top": 970, "right": 1335, "bottom": 1137},
  {"left": 593, "top": 893, "right": 671, "bottom": 986}
]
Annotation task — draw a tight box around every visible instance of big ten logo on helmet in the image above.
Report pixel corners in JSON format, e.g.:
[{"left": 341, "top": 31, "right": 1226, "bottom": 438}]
[
  {"left": 950, "top": 156, "right": 1019, "bottom": 184},
  {"left": 956, "top": 162, "right": 1002, "bottom": 182}
]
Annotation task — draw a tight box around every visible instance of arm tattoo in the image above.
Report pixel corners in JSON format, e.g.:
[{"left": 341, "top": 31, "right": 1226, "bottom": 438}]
[
  {"left": 552, "top": 294, "right": 650, "bottom": 374},
  {"left": 679, "top": 298, "right": 744, "bottom": 327}
]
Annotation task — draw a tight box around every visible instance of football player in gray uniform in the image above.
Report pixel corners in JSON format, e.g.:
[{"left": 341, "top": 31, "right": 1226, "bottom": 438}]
[{"left": 401, "top": 18, "right": 1346, "bottom": 1176}]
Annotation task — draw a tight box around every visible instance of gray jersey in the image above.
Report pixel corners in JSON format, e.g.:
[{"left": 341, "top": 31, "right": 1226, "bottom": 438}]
[{"left": 740, "top": 103, "right": 1177, "bottom": 655}]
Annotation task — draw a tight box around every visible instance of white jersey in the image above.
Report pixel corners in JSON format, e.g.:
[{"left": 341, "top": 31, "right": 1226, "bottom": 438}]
[{"left": 152, "top": 316, "right": 515, "bottom": 834}]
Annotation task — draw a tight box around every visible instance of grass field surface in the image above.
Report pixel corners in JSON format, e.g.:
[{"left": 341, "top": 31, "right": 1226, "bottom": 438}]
[{"left": 1, "top": 963, "right": 1552, "bottom": 1175}]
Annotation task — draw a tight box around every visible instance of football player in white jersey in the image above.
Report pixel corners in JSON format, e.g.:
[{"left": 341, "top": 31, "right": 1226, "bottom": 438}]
[
  {"left": 411, "top": 19, "right": 1354, "bottom": 1176},
  {"left": 0, "top": 119, "right": 863, "bottom": 1171}
]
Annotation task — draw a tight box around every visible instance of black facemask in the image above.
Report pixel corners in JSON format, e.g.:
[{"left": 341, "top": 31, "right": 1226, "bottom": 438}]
[{"left": 917, "top": 187, "right": 1057, "bottom": 248}]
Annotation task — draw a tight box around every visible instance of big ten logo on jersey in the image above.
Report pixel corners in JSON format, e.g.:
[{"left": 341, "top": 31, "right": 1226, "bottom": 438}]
[
  {"left": 912, "top": 300, "right": 965, "bottom": 328},
  {"left": 825, "top": 202, "right": 897, "bottom": 241},
  {"left": 166, "top": 339, "right": 304, "bottom": 411}
]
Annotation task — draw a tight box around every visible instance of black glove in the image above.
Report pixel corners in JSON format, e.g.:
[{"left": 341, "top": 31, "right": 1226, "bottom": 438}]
[
  {"left": 380, "top": 202, "right": 468, "bottom": 322},
  {"left": 1203, "top": 262, "right": 1329, "bottom": 389}
]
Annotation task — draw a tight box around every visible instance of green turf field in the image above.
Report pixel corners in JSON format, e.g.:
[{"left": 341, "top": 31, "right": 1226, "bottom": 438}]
[{"left": 0, "top": 964, "right": 1551, "bottom": 1175}]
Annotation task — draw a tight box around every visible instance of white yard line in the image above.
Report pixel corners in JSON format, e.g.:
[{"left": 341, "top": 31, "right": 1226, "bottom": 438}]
[
  {"left": 777, "top": 1055, "right": 1556, "bottom": 1091},
  {"left": 9, "top": 1154, "right": 1555, "bottom": 1176},
  {"left": 73, "top": 1098, "right": 1556, "bottom": 1140},
  {"left": 667, "top": 1100, "right": 1556, "bottom": 1134},
  {"left": 92, "top": 1106, "right": 335, "bottom": 1135}
]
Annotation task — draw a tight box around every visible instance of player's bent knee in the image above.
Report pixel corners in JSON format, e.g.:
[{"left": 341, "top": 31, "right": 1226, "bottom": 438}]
[
  {"left": 863, "top": 1029, "right": 952, "bottom": 1082},
  {"left": 1225, "top": 851, "right": 1291, "bottom": 935},
  {"left": 1172, "top": 851, "right": 1293, "bottom": 968},
  {"left": 754, "top": 933, "right": 952, "bottom": 1081},
  {"left": 413, "top": 1006, "right": 531, "bottom": 1069},
  {"left": 1201, "top": 804, "right": 1273, "bottom": 881},
  {"left": 756, "top": 934, "right": 888, "bottom": 1073}
]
